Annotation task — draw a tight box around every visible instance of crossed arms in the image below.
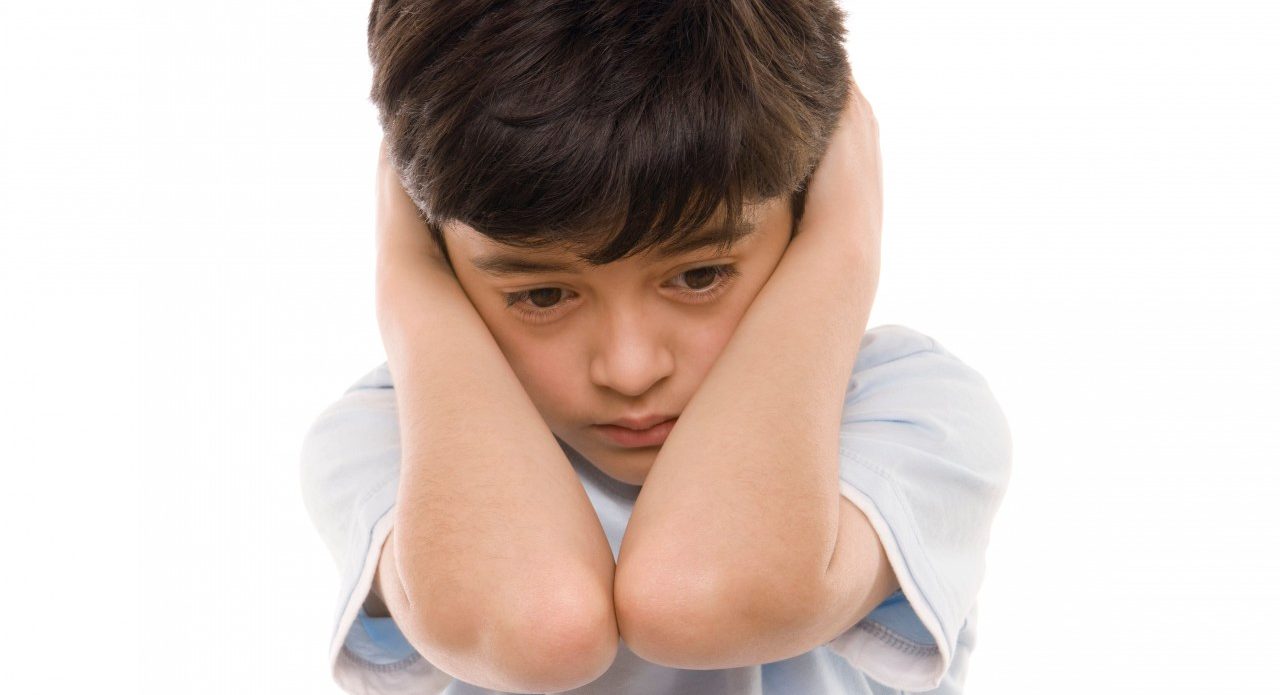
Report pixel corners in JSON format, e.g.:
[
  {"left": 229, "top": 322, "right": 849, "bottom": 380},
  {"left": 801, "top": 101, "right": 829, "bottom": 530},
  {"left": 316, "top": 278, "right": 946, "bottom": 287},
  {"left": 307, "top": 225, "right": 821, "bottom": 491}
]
[{"left": 368, "top": 85, "right": 895, "bottom": 692}]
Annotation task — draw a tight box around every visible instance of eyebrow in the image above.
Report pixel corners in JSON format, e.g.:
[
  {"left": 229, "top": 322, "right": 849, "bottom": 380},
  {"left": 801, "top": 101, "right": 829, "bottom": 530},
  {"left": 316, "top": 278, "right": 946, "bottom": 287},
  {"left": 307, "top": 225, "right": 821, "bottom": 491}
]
[{"left": 471, "top": 221, "right": 761, "bottom": 277}]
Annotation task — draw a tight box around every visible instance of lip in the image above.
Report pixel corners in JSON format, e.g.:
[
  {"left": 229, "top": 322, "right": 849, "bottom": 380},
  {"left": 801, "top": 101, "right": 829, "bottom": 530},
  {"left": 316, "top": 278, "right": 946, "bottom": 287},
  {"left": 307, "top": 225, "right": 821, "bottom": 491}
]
[
  {"left": 593, "top": 417, "right": 678, "bottom": 448},
  {"left": 604, "top": 413, "right": 679, "bottom": 430}
]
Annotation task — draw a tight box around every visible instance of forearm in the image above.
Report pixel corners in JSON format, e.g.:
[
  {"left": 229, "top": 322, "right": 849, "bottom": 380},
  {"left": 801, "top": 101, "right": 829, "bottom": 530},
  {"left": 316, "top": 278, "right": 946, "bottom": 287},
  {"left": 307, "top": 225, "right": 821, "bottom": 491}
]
[
  {"left": 616, "top": 222, "right": 876, "bottom": 625},
  {"left": 376, "top": 204, "right": 617, "bottom": 688}
]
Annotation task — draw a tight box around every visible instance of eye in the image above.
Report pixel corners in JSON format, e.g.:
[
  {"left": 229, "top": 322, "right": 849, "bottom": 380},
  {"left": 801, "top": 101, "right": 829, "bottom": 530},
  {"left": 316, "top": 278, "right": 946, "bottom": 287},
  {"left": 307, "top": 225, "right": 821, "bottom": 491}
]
[
  {"left": 501, "top": 286, "right": 575, "bottom": 324},
  {"left": 670, "top": 264, "right": 741, "bottom": 296},
  {"left": 502, "top": 263, "right": 742, "bottom": 324}
]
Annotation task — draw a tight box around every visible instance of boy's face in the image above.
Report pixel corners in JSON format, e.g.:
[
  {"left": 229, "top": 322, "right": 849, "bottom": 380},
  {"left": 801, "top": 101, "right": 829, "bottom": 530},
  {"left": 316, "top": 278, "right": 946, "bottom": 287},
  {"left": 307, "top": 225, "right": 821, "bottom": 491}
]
[{"left": 440, "top": 196, "right": 794, "bottom": 485}]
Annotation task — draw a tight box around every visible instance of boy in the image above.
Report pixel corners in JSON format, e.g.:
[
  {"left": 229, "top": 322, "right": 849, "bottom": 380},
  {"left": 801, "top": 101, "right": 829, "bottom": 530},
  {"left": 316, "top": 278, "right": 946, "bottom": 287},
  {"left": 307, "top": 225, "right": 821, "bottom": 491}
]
[{"left": 300, "top": 2, "right": 1012, "bottom": 693}]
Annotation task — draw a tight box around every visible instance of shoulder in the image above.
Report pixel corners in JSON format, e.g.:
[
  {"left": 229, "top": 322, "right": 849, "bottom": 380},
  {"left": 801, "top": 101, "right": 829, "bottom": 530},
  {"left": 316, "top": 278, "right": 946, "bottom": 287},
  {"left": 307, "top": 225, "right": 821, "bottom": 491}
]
[
  {"left": 344, "top": 362, "right": 394, "bottom": 393},
  {"left": 854, "top": 324, "right": 942, "bottom": 371}
]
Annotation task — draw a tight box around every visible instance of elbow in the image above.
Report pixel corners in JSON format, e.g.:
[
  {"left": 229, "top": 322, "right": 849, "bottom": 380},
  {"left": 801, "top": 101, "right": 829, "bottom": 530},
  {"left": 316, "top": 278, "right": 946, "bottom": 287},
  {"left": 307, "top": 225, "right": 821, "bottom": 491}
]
[
  {"left": 614, "top": 571, "right": 698, "bottom": 668},
  {"left": 612, "top": 562, "right": 737, "bottom": 669},
  {"left": 405, "top": 579, "right": 619, "bottom": 693},
  {"left": 613, "top": 557, "right": 823, "bottom": 670},
  {"left": 493, "top": 594, "right": 620, "bottom": 693}
]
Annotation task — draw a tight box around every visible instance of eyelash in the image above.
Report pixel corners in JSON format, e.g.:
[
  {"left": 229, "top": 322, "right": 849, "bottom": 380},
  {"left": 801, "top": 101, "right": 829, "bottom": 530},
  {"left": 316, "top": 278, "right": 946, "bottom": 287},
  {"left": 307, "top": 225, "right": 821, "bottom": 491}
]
[{"left": 502, "top": 263, "right": 742, "bottom": 323}]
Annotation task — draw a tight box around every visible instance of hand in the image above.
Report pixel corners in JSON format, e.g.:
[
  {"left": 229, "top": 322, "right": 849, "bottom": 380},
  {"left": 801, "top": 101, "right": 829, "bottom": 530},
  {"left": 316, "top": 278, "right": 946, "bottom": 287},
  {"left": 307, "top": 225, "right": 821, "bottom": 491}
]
[
  {"left": 375, "top": 137, "right": 450, "bottom": 273},
  {"left": 795, "top": 75, "right": 883, "bottom": 269},
  {"left": 373, "top": 136, "right": 472, "bottom": 358}
]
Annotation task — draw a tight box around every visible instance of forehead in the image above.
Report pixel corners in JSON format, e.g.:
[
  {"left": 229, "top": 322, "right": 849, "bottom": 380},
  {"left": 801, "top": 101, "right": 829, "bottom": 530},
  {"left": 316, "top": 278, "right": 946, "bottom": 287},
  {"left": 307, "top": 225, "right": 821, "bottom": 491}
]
[{"left": 453, "top": 203, "right": 775, "bottom": 278}]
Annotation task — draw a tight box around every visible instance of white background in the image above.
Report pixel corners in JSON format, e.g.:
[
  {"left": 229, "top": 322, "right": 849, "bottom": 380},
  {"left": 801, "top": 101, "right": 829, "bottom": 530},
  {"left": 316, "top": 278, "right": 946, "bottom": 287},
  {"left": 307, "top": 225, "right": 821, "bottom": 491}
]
[{"left": 1, "top": 1, "right": 1276, "bottom": 692}]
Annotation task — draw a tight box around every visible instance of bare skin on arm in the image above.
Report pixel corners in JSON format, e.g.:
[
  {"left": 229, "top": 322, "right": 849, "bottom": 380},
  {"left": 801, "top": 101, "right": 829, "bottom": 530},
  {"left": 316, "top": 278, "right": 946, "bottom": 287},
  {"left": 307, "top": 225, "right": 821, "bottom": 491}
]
[
  {"left": 369, "top": 140, "right": 620, "bottom": 693},
  {"left": 613, "top": 78, "right": 899, "bottom": 668},
  {"left": 364, "top": 74, "right": 895, "bottom": 679}
]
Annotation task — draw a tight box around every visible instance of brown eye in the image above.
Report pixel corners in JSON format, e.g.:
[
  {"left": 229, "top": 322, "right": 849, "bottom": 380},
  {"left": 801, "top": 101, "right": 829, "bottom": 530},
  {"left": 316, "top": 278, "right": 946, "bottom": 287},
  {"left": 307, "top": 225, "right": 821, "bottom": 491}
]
[
  {"left": 669, "top": 264, "right": 742, "bottom": 300},
  {"left": 682, "top": 266, "right": 721, "bottom": 290},
  {"left": 528, "top": 288, "right": 563, "bottom": 308}
]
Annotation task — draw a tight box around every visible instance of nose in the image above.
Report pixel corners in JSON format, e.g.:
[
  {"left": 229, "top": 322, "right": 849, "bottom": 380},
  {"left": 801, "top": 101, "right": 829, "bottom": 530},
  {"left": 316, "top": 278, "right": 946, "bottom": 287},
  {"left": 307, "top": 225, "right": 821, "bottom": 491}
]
[{"left": 588, "top": 305, "right": 675, "bottom": 398}]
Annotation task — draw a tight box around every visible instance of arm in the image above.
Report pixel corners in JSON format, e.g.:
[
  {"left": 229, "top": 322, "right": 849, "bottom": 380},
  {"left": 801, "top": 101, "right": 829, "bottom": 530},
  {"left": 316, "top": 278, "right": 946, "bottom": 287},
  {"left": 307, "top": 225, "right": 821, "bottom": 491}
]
[
  {"left": 372, "top": 140, "right": 619, "bottom": 692},
  {"left": 614, "top": 80, "right": 892, "bottom": 668}
]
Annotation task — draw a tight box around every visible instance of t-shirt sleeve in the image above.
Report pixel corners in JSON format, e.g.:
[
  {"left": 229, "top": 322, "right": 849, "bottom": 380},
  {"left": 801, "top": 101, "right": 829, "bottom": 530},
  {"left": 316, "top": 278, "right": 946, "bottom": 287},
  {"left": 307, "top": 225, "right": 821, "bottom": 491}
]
[
  {"left": 298, "top": 363, "right": 454, "bottom": 695},
  {"left": 823, "top": 325, "right": 1014, "bottom": 692}
]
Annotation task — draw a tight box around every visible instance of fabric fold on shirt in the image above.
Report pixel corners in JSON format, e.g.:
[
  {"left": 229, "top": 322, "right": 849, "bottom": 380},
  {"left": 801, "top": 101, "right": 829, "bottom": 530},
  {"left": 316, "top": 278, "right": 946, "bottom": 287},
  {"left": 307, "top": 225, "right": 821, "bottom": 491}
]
[{"left": 298, "top": 324, "right": 1013, "bottom": 694}]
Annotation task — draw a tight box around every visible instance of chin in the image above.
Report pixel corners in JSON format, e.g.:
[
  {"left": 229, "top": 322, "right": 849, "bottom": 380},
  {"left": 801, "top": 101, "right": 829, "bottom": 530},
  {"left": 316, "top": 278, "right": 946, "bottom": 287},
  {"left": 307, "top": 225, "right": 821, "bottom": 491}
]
[
  {"left": 610, "top": 467, "right": 649, "bottom": 487},
  {"left": 555, "top": 430, "right": 659, "bottom": 487},
  {"left": 589, "top": 447, "right": 658, "bottom": 487},
  {"left": 594, "top": 458, "right": 651, "bottom": 487}
]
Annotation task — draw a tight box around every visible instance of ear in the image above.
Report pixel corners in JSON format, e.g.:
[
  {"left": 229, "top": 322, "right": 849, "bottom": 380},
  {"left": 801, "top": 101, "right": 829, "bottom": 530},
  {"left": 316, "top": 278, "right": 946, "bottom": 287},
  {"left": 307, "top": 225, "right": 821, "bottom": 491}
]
[
  {"left": 789, "top": 181, "right": 810, "bottom": 240},
  {"left": 426, "top": 219, "right": 456, "bottom": 274}
]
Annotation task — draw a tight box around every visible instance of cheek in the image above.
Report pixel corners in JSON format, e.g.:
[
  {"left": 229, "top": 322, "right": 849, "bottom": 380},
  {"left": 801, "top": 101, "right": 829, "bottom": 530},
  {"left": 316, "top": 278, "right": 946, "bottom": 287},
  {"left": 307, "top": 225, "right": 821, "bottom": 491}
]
[
  {"left": 471, "top": 273, "right": 760, "bottom": 410},
  {"left": 683, "top": 302, "right": 749, "bottom": 374},
  {"left": 677, "top": 264, "right": 773, "bottom": 374},
  {"left": 490, "top": 331, "right": 580, "bottom": 412}
]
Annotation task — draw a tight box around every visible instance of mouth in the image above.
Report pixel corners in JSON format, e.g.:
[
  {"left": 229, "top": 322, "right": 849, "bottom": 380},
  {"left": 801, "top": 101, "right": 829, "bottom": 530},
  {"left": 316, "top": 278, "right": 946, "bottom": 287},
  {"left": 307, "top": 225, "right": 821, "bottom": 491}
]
[{"left": 592, "top": 417, "right": 678, "bottom": 448}]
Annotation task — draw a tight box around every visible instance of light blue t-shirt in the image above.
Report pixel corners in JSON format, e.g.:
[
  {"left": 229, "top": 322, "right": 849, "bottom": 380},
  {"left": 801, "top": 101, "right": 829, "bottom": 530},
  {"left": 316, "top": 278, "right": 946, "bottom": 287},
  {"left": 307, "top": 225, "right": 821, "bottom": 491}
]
[{"left": 299, "top": 324, "right": 1013, "bottom": 694}]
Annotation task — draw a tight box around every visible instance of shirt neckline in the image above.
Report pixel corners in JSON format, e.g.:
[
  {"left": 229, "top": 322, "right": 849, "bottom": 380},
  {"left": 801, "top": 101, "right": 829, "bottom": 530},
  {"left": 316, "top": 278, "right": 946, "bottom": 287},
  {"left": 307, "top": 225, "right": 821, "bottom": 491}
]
[{"left": 557, "top": 436, "right": 643, "bottom": 502}]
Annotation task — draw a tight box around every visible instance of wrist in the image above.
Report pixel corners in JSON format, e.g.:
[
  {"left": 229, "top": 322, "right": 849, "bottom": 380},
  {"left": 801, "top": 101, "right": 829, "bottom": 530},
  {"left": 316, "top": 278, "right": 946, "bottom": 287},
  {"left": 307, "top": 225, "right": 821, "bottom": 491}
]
[
  {"left": 791, "top": 211, "right": 880, "bottom": 281},
  {"left": 377, "top": 138, "right": 450, "bottom": 268},
  {"left": 375, "top": 256, "right": 477, "bottom": 367}
]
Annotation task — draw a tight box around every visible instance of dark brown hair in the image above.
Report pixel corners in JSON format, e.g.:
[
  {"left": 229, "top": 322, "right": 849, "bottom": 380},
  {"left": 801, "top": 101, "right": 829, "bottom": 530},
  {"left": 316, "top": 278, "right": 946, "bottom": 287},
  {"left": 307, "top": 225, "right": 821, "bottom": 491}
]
[{"left": 368, "top": 0, "right": 851, "bottom": 268}]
